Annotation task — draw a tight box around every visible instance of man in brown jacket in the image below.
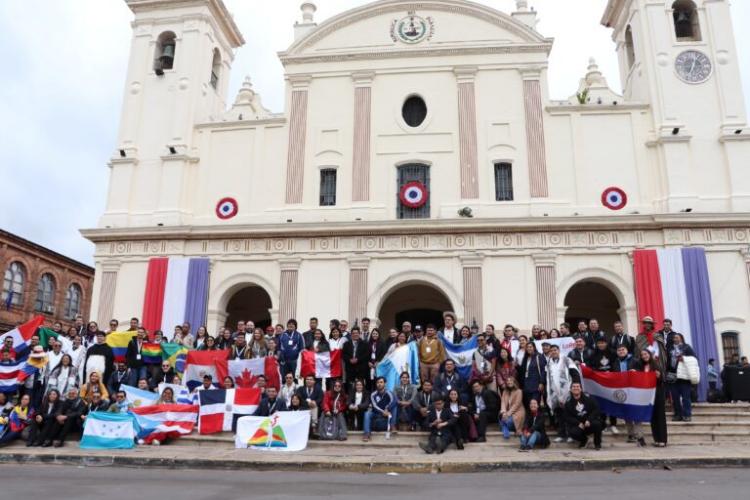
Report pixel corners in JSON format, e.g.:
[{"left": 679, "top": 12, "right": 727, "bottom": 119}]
[{"left": 418, "top": 324, "right": 446, "bottom": 384}]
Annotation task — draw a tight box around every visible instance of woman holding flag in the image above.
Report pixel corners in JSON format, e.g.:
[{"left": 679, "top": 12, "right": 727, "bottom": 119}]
[
  {"left": 0, "top": 394, "right": 34, "bottom": 447},
  {"left": 633, "top": 348, "right": 668, "bottom": 447}
]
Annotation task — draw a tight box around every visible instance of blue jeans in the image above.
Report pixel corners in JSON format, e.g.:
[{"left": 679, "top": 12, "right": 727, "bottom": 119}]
[
  {"left": 501, "top": 417, "right": 515, "bottom": 439},
  {"left": 128, "top": 366, "right": 148, "bottom": 387},
  {"left": 363, "top": 405, "right": 397, "bottom": 434},
  {"left": 520, "top": 431, "right": 541, "bottom": 449},
  {"left": 670, "top": 380, "right": 692, "bottom": 418}
]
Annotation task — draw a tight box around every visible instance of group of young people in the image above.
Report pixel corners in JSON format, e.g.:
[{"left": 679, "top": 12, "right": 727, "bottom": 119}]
[{"left": 0, "top": 312, "right": 705, "bottom": 452}]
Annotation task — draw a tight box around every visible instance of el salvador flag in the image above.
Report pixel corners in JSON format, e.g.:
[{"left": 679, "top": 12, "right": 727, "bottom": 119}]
[
  {"left": 439, "top": 333, "right": 478, "bottom": 381},
  {"left": 376, "top": 342, "right": 420, "bottom": 391}
]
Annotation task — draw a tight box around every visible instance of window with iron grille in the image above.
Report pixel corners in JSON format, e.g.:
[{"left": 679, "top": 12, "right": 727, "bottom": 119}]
[
  {"left": 397, "top": 164, "right": 430, "bottom": 219},
  {"left": 721, "top": 331, "right": 740, "bottom": 361},
  {"left": 319, "top": 169, "right": 337, "bottom": 206},
  {"left": 494, "top": 162, "right": 514, "bottom": 201},
  {"left": 35, "top": 274, "right": 55, "bottom": 312}
]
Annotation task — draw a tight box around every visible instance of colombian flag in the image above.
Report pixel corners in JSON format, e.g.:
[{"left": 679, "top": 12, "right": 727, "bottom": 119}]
[
  {"left": 106, "top": 331, "right": 137, "bottom": 363},
  {"left": 142, "top": 342, "right": 163, "bottom": 364}
]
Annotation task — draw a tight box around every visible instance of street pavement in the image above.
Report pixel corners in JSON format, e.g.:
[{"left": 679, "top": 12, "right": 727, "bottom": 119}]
[{"left": 0, "top": 465, "right": 748, "bottom": 499}]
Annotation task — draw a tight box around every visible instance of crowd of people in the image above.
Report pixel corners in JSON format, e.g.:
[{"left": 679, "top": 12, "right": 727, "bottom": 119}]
[{"left": 0, "top": 312, "right": 741, "bottom": 452}]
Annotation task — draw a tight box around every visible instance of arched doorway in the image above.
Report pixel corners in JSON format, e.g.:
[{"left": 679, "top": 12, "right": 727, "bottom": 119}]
[
  {"left": 225, "top": 285, "right": 273, "bottom": 330},
  {"left": 564, "top": 281, "right": 621, "bottom": 334},
  {"left": 378, "top": 282, "right": 453, "bottom": 331}
]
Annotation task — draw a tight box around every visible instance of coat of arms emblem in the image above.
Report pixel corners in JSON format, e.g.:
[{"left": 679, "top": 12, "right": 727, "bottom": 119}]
[{"left": 390, "top": 11, "right": 435, "bottom": 44}]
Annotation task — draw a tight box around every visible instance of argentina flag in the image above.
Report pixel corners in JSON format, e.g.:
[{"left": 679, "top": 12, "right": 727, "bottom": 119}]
[
  {"left": 439, "top": 333, "right": 478, "bottom": 380},
  {"left": 376, "top": 342, "right": 420, "bottom": 391}
]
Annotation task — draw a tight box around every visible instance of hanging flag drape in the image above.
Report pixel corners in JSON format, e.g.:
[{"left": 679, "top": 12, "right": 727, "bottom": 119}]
[
  {"left": 682, "top": 248, "right": 720, "bottom": 402},
  {"left": 632, "top": 247, "right": 720, "bottom": 401},
  {"left": 633, "top": 249, "right": 665, "bottom": 328},
  {"left": 141, "top": 257, "right": 210, "bottom": 339},
  {"left": 184, "top": 258, "right": 210, "bottom": 333},
  {"left": 142, "top": 258, "right": 169, "bottom": 334}
]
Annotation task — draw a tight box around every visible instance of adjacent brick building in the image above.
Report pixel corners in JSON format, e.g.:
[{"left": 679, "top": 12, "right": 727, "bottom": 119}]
[{"left": 0, "top": 229, "right": 94, "bottom": 333}]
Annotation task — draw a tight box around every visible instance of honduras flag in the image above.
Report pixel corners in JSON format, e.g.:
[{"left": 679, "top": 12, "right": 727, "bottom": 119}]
[
  {"left": 80, "top": 411, "right": 138, "bottom": 449},
  {"left": 439, "top": 333, "right": 478, "bottom": 381},
  {"left": 581, "top": 366, "right": 657, "bottom": 422},
  {"left": 376, "top": 342, "right": 420, "bottom": 391}
]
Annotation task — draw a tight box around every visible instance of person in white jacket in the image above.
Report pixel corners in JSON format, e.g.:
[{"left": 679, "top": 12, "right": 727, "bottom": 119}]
[{"left": 546, "top": 344, "right": 579, "bottom": 443}]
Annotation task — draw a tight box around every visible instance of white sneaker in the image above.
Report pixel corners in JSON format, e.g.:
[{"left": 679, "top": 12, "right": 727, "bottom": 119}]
[
  {"left": 610, "top": 426, "right": 619, "bottom": 435},
  {"left": 566, "top": 438, "right": 574, "bottom": 443},
  {"left": 553, "top": 437, "right": 564, "bottom": 443},
  {"left": 152, "top": 439, "right": 161, "bottom": 446},
  {"left": 137, "top": 439, "right": 145, "bottom": 445}
]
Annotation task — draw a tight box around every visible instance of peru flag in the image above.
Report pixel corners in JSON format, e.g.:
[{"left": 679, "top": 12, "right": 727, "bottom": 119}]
[
  {"left": 131, "top": 404, "right": 199, "bottom": 444},
  {"left": 581, "top": 366, "right": 656, "bottom": 423},
  {"left": 198, "top": 388, "right": 261, "bottom": 434},
  {"left": 300, "top": 350, "right": 342, "bottom": 379},
  {"left": 0, "top": 316, "right": 44, "bottom": 359}
]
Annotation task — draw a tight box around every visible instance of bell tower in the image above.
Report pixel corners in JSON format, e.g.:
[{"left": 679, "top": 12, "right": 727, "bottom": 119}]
[
  {"left": 101, "top": 0, "right": 244, "bottom": 228},
  {"left": 602, "top": 0, "right": 750, "bottom": 212}
]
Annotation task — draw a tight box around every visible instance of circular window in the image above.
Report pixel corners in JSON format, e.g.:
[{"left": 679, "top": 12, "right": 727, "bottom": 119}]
[{"left": 402, "top": 95, "right": 427, "bottom": 128}]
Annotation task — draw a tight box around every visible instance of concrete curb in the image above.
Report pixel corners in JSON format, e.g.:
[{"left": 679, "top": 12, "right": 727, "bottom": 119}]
[{"left": 2, "top": 452, "right": 749, "bottom": 473}]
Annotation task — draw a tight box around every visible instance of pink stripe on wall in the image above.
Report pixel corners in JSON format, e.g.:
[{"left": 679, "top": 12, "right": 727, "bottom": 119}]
[
  {"left": 279, "top": 269, "right": 298, "bottom": 324},
  {"left": 352, "top": 86, "right": 372, "bottom": 202},
  {"left": 348, "top": 268, "right": 368, "bottom": 324},
  {"left": 535, "top": 265, "right": 557, "bottom": 329},
  {"left": 285, "top": 90, "right": 308, "bottom": 204},
  {"left": 457, "top": 81, "right": 479, "bottom": 199},
  {"left": 523, "top": 80, "right": 549, "bottom": 198}
]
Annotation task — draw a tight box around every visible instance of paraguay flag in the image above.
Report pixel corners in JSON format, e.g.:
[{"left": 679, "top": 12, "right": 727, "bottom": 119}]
[
  {"left": 0, "top": 316, "right": 44, "bottom": 359},
  {"left": 131, "top": 403, "right": 199, "bottom": 444},
  {"left": 439, "top": 333, "right": 478, "bottom": 381},
  {"left": 581, "top": 365, "right": 657, "bottom": 423},
  {"left": 198, "top": 388, "right": 261, "bottom": 434},
  {"left": 300, "top": 350, "right": 342, "bottom": 379},
  {"left": 183, "top": 350, "right": 230, "bottom": 391},
  {"left": 375, "top": 342, "right": 420, "bottom": 391}
]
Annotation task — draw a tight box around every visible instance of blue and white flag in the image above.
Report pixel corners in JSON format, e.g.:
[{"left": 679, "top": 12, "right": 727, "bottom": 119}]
[
  {"left": 121, "top": 384, "right": 158, "bottom": 408},
  {"left": 158, "top": 383, "right": 197, "bottom": 405},
  {"left": 439, "top": 333, "right": 478, "bottom": 381},
  {"left": 376, "top": 342, "right": 420, "bottom": 391},
  {"left": 80, "top": 411, "right": 138, "bottom": 449}
]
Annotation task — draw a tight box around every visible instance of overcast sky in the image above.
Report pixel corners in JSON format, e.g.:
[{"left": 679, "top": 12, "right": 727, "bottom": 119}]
[{"left": 0, "top": 0, "right": 748, "bottom": 266}]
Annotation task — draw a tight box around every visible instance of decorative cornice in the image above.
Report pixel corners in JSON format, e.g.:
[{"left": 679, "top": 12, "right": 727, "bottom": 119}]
[
  {"left": 287, "top": 74, "right": 313, "bottom": 90},
  {"left": 459, "top": 253, "right": 484, "bottom": 267},
  {"left": 453, "top": 65, "right": 478, "bottom": 83},
  {"left": 347, "top": 256, "right": 371, "bottom": 269},
  {"left": 546, "top": 103, "right": 649, "bottom": 115},
  {"left": 351, "top": 71, "right": 376, "bottom": 86},
  {"left": 195, "top": 116, "right": 286, "bottom": 130},
  {"left": 81, "top": 213, "right": 750, "bottom": 244},
  {"left": 279, "top": 258, "right": 302, "bottom": 271},
  {"left": 280, "top": 43, "right": 552, "bottom": 65}
]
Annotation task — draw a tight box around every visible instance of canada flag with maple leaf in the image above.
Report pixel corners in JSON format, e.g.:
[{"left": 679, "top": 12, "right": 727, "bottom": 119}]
[{"left": 215, "top": 357, "right": 281, "bottom": 391}]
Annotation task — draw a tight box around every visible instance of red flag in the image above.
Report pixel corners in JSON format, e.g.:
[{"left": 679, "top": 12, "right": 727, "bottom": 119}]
[{"left": 300, "top": 350, "right": 342, "bottom": 379}]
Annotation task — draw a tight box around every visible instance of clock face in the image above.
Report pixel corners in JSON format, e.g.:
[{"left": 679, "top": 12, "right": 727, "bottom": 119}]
[{"left": 675, "top": 50, "right": 712, "bottom": 84}]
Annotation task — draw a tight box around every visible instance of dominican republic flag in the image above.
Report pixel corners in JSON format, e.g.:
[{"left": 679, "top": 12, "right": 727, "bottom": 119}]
[
  {"left": 581, "top": 365, "right": 656, "bottom": 422},
  {"left": 141, "top": 258, "right": 210, "bottom": 340},
  {"left": 183, "top": 350, "right": 230, "bottom": 391},
  {"left": 215, "top": 357, "right": 282, "bottom": 391},
  {"left": 0, "top": 360, "right": 41, "bottom": 393},
  {"left": 0, "top": 316, "right": 44, "bottom": 359},
  {"left": 131, "top": 404, "right": 199, "bottom": 444},
  {"left": 439, "top": 333, "right": 478, "bottom": 381},
  {"left": 198, "top": 388, "right": 262, "bottom": 434},
  {"left": 633, "top": 247, "right": 720, "bottom": 401},
  {"left": 300, "top": 350, "right": 342, "bottom": 379},
  {"left": 375, "top": 342, "right": 420, "bottom": 391}
]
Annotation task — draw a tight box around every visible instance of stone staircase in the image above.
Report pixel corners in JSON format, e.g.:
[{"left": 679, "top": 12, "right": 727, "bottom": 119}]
[{"left": 177, "top": 403, "right": 750, "bottom": 449}]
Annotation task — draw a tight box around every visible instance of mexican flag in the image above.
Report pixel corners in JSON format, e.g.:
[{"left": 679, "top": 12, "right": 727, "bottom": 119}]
[{"left": 37, "top": 327, "right": 73, "bottom": 353}]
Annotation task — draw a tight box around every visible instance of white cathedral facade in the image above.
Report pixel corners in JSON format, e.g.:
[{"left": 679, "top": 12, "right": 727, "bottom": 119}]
[{"left": 83, "top": 0, "right": 750, "bottom": 359}]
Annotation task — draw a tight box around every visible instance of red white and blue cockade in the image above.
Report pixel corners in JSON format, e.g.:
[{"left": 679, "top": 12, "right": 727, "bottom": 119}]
[
  {"left": 215, "top": 197, "right": 239, "bottom": 220},
  {"left": 399, "top": 181, "right": 428, "bottom": 209},
  {"left": 601, "top": 187, "right": 628, "bottom": 211}
]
